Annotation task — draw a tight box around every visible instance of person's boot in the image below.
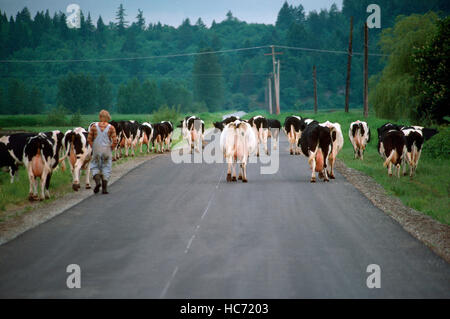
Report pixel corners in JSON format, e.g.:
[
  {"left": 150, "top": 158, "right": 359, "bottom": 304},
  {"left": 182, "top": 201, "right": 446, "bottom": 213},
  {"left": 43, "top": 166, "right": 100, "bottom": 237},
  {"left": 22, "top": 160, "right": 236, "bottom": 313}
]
[
  {"left": 93, "top": 174, "right": 102, "bottom": 194},
  {"left": 102, "top": 179, "right": 109, "bottom": 194}
]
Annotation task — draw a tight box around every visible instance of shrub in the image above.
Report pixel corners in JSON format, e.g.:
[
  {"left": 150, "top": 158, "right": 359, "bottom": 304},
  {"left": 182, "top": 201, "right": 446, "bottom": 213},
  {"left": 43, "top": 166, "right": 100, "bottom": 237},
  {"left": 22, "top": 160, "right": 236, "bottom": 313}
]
[
  {"left": 151, "top": 105, "right": 181, "bottom": 124},
  {"left": 70, "top": 111, "right": 83, "bottom": 126},
  {"left": 45, "top": 106, "right": 68, "bottom": 126},
  {"left": 422, "top": 125, "right": 450, "bottom": 159}
]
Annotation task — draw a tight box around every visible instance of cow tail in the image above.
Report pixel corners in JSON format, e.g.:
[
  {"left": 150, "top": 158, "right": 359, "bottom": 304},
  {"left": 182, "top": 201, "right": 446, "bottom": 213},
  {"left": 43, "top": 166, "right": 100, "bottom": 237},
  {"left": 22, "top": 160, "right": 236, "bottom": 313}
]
[{"left": 383, "top": 150, "right": 395, "bottom": 167}]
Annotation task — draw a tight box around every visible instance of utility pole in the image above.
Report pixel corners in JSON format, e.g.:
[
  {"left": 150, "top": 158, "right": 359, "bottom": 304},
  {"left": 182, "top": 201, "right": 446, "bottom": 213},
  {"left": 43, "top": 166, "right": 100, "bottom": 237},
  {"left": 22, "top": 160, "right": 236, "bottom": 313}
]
[
  {"left": 268, "top": 76, "right": 273, "bottom": 114},
  {"left": 363, "top": 22, "right": 369, "bottom": 118},
  {"left": 345, "top": 16, "right": 353, "bottom": 113},
  {"left": 313, "top": 65, "right": 318, "bottom": 114},
  {"left": 264, "top": 45, "right": 283, "bottom": 114},
  {"left": 276, "top": 60, "right": 280, "bottom": 115}
]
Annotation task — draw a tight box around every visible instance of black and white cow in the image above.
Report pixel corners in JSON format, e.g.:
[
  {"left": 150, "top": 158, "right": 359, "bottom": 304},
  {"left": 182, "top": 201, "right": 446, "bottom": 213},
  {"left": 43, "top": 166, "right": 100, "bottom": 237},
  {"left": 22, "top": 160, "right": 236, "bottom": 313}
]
[
  {"left": 109, "top": 120, "right": 124, "bottom": 160},
  {"left": 138, "top": 122, "right": 154, "bottom": 153},
  {"left": 0, "top": 131, "right": 64, "bottom": 183},
  {"left": 23, "top": 131, "right": 64, "bottom": 201},
  {"left": 0, "top": 132, "right": 35, "bottom": 182},
  {"left": 298, "top": 119, "right": 334, "bottom": 182},
  {"left": 213, "top": 116, "right": 240, "bottom": 131},
  {"left": 248, "top": 115, "right": 269, "bottom": 156},
  {"left": 180, "top": 116, "right": 205, "bottom": 153},
  {"left": 283, "top": 115, "right": 302, "bottom": 155},
  {"left": 160, "top": 121, "right": 174, "bottom": 151},
  {"left": 267, "top": 119, "right": 281, "bottom": 150},
  {"left": 60, "top": 127, "right": 92, "bottom": 191},
  {"left": 349, "top": 120, "right": 370, "bottom": 160},
  {"left": 120, "top": 120, "right": 141, "bottom": 157},
  {"left": 377, "top": 127, "right": 406, "bottom": 177},
  {"left": 400, "top": 126, "right": 438, "bottom": 177},
  {"left": 320, "top": 121, "right": 343, "bottom": 179},
  {"left": 152, "top": 122, "right": 170, "bottom": 153}
]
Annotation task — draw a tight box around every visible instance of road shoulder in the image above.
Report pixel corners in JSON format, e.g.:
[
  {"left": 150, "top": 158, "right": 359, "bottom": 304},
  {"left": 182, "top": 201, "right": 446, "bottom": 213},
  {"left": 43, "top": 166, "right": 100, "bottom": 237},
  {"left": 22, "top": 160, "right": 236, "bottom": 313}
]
[{"left": 335, "top": 159, "right": 450, "bottom": 263}]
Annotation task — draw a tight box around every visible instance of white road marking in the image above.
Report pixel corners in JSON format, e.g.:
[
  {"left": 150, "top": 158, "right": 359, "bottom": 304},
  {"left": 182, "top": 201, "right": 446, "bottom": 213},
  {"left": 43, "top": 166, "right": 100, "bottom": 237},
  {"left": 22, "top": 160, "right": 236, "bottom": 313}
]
[{"left": 159, "top": 167, "right": 224, "bottom": 298}]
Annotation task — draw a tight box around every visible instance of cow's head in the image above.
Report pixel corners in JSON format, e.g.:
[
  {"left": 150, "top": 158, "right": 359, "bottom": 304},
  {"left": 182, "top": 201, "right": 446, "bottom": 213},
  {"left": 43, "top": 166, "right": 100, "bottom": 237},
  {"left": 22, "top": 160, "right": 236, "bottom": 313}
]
[{"left": 422, "top": 128, "right": 438, "bottom": 141}]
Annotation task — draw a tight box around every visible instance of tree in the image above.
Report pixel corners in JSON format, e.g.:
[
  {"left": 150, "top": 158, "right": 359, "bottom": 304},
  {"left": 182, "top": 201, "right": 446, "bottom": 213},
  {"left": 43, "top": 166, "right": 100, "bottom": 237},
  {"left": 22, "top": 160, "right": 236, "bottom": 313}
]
[
  {"left": 413, "top": 16, "right": 450, "bottom": 123},
  {"left": 115, "top": 3, "right": 128, "bottom": 35},
  {"left": 57, "top": 73, "right": 97, "bottom": 113},
  {"left": 136, "top": 9, "right": 145, "bottom": 30},
  {"left": 193, "top": 47, "right": 224, "bottom": 112},
  {"left": 369, "top": 12, "right": 439, "bottom": 120},
  {"left": 97, "top": 74, "right": 113, "bottom": 111},
  {"left": 27, "top": 86, "right": 44, "bottom": 114},
  {"left": 7, "top": 79, "right": 27, "bottom": 114}
]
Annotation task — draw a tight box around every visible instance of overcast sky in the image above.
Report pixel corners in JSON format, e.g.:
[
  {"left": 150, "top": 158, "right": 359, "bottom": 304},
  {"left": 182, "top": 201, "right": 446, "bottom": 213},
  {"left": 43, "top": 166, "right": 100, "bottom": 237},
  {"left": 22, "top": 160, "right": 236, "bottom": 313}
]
[{"left": 0, "top": 0, "right": 342, "bottom": 27}]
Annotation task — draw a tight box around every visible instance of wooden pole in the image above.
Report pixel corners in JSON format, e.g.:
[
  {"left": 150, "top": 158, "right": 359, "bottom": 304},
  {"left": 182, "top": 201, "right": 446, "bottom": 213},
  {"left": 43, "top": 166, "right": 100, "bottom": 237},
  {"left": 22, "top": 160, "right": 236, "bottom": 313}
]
[
  {"left": 345, "top": 16, "right": 353, "bottom": 113},
  {"left": 268, "top": 76, "right": 273, "bottom": 114},
  {"left": 276, "top": 60, "right": 280, "bottom": 114},
  {"left": 363, "top": 22, "right": 369, "bottom": 118},
  {"left": 313, "top": 65, "right": 317, "bottom": 114},
  {"left": 271, "top": 46, "right": 279, "bottom": 115}
]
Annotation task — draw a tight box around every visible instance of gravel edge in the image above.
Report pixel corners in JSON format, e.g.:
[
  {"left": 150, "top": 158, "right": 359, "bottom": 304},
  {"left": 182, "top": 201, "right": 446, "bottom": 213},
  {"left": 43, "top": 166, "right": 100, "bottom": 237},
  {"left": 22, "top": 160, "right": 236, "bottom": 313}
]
[
  {"left": 0, "top": 154, "right": 162, "bottom": 246},
  {"left": 335, "top": 159, "right": 450, "bottom": 263}
]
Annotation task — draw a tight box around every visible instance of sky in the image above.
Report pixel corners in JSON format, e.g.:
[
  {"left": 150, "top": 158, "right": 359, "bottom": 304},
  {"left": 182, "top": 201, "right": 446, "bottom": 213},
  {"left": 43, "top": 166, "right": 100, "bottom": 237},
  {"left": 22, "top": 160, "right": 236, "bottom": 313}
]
[{"left": 0, "top": 0, "right": 343, "bottom": 27}]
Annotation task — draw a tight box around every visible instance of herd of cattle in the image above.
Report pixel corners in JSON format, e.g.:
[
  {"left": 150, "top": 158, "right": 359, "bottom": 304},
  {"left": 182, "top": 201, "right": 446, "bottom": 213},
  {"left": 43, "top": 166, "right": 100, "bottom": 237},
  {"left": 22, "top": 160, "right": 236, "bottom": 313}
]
[
  {"left": 0, "top": 120, "right": 174, "bottom": 201},
  {"left": 212, "top": 114, "right": 438, "bottom": 183},
  {"left": 0, "top": 114, "right": 438, "bottom": 201}
]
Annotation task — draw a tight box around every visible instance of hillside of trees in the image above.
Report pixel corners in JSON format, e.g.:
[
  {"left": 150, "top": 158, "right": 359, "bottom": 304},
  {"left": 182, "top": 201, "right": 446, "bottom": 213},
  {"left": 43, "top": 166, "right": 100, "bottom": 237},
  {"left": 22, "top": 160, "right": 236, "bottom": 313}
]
[{"left": 0, "top": 0, "right": 448, "bottom": 116}]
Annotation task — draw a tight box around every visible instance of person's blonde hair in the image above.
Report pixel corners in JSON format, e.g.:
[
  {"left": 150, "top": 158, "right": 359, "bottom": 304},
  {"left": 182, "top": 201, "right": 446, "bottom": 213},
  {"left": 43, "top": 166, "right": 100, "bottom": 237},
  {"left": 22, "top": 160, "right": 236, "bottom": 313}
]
[{"left": 99, "top": 109, "right": 111, "bottom": 122}]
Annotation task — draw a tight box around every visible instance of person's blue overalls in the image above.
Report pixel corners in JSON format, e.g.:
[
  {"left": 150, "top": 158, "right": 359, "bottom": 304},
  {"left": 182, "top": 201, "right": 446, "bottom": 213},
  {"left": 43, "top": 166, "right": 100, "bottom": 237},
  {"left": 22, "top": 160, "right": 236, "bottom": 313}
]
[{"left": 91, "top": 122, "right": 113, "bottom": 194}]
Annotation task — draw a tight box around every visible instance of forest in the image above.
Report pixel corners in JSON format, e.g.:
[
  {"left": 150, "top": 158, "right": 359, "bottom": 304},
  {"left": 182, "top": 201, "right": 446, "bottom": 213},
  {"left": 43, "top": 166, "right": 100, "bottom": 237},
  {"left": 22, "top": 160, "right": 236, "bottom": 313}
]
[{"left": 0, "top": 0, "right": 449, "bottom": 121}]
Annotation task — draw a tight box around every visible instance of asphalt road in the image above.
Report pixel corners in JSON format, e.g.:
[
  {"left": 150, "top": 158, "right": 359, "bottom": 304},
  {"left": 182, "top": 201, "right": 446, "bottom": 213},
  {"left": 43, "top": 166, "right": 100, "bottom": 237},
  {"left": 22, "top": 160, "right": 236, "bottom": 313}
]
[{"left": 0, "top": 133, "right": 448, "bottom": 298}]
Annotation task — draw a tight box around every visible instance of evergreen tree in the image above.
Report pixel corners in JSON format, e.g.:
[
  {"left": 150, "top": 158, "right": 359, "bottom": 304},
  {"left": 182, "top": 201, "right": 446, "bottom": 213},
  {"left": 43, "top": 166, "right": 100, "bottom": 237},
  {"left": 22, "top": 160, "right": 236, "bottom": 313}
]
[
  {"left": 97, "top": 74, "right": 113, "bottom": 111},
  {"left": 136, "top": 9, "right": 145, "bottom": 30},
  {"left": 193, "top": 47, "right": 224, "bottom": 111},
  {"left": 115, "top": 3, "right": 128, "bottom": 35}
]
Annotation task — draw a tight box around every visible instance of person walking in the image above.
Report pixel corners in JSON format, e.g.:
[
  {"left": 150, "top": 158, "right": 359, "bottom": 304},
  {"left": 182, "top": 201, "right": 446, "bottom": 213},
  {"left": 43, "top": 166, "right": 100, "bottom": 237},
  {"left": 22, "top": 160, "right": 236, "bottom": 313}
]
[{"left": 87, "top": 110, "right": 117, "bottom": 194}]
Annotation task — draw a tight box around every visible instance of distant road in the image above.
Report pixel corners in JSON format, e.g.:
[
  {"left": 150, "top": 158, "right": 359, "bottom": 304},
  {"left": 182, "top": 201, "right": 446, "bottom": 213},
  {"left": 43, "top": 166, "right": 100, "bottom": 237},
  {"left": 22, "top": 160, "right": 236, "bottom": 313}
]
[{"left": 0, "top": 134, "right": 448, "bottom": 298}]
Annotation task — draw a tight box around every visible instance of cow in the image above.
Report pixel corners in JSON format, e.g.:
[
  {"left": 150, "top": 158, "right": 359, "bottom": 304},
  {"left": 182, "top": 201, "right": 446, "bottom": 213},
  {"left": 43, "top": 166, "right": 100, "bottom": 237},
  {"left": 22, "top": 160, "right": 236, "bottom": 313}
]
[
  {"left": 60, "top": 127, "right": 92, "bottom": 191},
  {"left": 267, "top": 119, "right": 281, "bottom": 150},
  {"left": 377, "top": 128, "right": 406, "bottom": 177},
  {"left": 213, "top": 116, "right": 239, "bottom": 131},
  {"left": 0, "top": 132, "right": 35, "bottom": 183},
  {"left": 23, "top": 131, "right": 64, "bottom": 201},
  {"left": 349, "top": 120, "right": 370, "bottom": 160},
  {"left": 298, "top": 120, "right": 333, "bottom": 183},
  {"left": 401, "top": 126, "right": 438, "bottom": 177},
  {"left": 138, "top": 122, "right": 154, "bottom": 153},
  {"left": 110, "top": 120, "right": 124, "bottom": 160},
  {"left": 248, "top": 115, "right": 269, "bottom": 156},
  {"left": 180, "top": 116, "right": 205, "bottom": 154},
  {"left": 220, "top": 120, "right": 257, "bottom": 183},
  {"left": 283, "top": 116, "right": 303, "bottom": 155},
  {"left": 120, "top": 120, "right": 140, "bottom": 157},
  {"left": 152, "top": 122, "right": 170, "bottom": 153},
  {"left": 0, "top": 131, "right": 64, "bottom": 183},
  {"left": 160, "top": 121, "right": 174, "bottom": 151},
  {"left": 320, "top": 121, "right": 343, "bottom": 179}
]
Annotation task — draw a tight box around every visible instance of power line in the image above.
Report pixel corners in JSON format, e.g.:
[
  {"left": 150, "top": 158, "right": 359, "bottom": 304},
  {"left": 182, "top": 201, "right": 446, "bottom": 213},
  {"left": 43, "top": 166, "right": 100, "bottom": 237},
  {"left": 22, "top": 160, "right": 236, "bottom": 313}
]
[
  {"left": 0, "top": 46, "right": 270, "bottom": 63},
  {"left": 274, "top": 45, "right": 388, "bottom": 57},
  {"left": 0, "top": 44, "right": 388, "bottom": 64}
]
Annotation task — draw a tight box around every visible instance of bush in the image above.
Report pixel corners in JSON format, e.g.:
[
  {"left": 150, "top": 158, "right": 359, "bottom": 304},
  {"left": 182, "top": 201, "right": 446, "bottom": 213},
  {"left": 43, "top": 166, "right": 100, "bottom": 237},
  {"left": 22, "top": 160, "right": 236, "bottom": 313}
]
[
  {"left": 422, "top": 125, "right": 450, "bottom": 159},
  {"left": 70, "top": 111, "right": 83, "bottom": 126},
  {"left": 151, "top": 105, "right": 181, "bottom": 124},
  {"left": 45, "top": 106, "right": 68, "bottom": 126}
]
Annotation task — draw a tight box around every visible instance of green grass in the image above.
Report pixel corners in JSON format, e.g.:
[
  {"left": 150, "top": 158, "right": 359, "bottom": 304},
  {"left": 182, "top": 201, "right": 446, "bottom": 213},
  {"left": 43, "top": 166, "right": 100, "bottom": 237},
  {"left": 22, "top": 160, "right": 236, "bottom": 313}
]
[{"left": 0, "top": 110, "right": 448, "bottom": 225}]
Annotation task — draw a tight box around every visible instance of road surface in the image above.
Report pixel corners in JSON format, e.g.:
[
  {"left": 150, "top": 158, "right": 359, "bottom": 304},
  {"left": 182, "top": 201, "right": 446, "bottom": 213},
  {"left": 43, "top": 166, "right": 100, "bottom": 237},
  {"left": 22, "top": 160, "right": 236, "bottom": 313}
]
[{"left": 0, "top": 134, "right": 448, "bottom": 298}]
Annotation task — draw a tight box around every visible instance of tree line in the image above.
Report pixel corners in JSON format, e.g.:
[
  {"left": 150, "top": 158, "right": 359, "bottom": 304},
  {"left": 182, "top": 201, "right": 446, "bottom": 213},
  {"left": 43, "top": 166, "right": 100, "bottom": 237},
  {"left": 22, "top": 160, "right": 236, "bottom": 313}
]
[{"left": 0, "top": 1, "right": 448, "bottom": 119}]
